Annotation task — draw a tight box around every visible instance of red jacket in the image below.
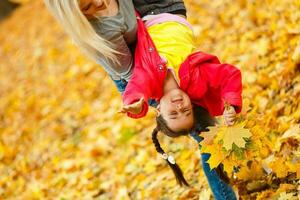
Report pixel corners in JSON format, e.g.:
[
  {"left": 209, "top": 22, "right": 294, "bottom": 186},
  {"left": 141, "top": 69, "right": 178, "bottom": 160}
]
[{"left": 122, "top": 16, "right": 242, "bottom": 118}]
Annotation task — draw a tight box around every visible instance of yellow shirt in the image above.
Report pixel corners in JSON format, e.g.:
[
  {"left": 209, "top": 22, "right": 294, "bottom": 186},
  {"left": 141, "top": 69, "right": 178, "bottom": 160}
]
[{"left": 147, "top": 21, "right": 196, "bottom": 77}]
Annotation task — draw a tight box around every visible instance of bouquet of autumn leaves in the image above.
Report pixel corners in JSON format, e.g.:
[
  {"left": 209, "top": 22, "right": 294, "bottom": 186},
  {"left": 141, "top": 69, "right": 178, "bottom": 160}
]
[{"left": 200, "top": 100, "right": 300, "bottom": 197}]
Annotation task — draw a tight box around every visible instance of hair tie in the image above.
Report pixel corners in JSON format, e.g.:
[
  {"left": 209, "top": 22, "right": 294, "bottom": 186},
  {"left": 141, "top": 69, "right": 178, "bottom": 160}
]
[
  {"left": 161, "top": 153, "right": 168, "bottom": 159},
  {"left": 161, "top": 153, "right": 176, "bottom": 164}
]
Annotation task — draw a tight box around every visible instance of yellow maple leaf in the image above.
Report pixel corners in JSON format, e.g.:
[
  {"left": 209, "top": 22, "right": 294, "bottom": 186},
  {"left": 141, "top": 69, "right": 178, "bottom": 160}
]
[
  {"left": 212, "top": 123, "right": 252, "bottom": 150},
  {"left": 200, "top": 126, "right": 219, "bottom": 145},
  {"left": 201, "top": 144, "right": 229, "bottom": 169}
]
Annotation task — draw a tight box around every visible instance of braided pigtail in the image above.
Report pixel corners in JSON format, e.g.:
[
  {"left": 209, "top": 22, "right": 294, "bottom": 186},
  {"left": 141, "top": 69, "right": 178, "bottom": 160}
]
[{"left": 151, "top": 127, "right": 189, "bottom": 187}]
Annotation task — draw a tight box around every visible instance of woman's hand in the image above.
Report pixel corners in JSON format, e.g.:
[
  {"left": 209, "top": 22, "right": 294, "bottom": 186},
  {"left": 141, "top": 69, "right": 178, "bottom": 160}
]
[
  {"left": 119, "top": 98, "right": 144, "bottom": 115},
  {"left": 223, "top": 105, "right": 236, "bottom": 126}
]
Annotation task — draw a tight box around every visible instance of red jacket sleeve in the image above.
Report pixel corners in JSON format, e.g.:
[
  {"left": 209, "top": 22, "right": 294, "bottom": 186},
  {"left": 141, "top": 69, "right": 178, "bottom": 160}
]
[
  {"left": 180, "top": 52, "right": 242, "bottom": 115},
  {"left": 201, "top": 61, "right": 242, "bottom": 113},
  {"left": 122, "top": 67, "right": 150, "bottom": 119},
  {"left": 121, "top": 13, "right": 166, "bottom": 119}
]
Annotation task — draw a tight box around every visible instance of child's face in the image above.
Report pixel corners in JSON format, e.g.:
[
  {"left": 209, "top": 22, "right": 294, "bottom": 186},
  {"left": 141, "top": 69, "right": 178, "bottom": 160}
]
[
  {"left": 157, "top": 89, "right": 194, "bottom": 132},
  {"left": 79, "top": 0, "right": 109, "bottom": 17}
]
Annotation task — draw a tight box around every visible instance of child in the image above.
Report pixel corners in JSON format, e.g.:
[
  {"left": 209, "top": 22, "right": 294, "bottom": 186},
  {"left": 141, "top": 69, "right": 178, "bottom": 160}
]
[
  {"left": 120, "top": 12, "right": 241, "bottom": 132},
  {"left": 120, "top": 12, "right": 242, "bottom": 194}
]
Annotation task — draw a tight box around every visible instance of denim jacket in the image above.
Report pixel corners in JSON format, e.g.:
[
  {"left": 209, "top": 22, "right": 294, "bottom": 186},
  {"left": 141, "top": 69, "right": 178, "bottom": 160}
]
[{"left": 133, "top": 0, "right": 186, "bottom": 17}]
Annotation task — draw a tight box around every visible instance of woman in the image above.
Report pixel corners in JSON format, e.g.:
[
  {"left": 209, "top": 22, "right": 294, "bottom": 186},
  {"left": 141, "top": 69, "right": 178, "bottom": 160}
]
[
  {"left": 44, "top": 0, "right": 188, "bottom": 93},
  {"left": 44, "top": 0, "right": 136, "bottom": 92}
]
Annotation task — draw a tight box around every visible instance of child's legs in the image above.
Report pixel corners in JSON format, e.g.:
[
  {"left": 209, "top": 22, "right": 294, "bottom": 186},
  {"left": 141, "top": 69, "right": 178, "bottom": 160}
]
[
  {"left": 201, "top": 153, "right": 237, "bottom": 200},
  {"left": 189, "top": 132, "right": 237, "bottom": 200}
]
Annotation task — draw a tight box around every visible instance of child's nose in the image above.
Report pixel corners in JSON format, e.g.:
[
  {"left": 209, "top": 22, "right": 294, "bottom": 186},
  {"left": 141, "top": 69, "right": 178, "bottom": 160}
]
[{"left": 176, "top": 104, "right": 184, "bottom": 111}]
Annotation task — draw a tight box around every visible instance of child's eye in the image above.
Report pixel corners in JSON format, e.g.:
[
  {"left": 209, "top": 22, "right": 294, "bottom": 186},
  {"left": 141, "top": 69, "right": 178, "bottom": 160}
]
[{"left": 170, "top": 111, "right": 177, "bottom": 115}]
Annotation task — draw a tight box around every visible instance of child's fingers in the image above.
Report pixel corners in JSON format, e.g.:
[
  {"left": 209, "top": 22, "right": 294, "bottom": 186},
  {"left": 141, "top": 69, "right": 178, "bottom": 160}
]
[
  {"left": 226, "top": 118, "right": 235, "bottom": 124},
  {"left": 224, "top": 116, "right": 235, "bottom": 123},
  {"left": 126, "top": 104, "right": 139, "bottom": 110},
  {"left": 119, "top": 104, "right": 140, "bottom": 113},
  {"left": 225, "top": 111, "right": 236, "bottom": 116},
  {"left": 118, "top": 98, "right": 144, "bottom": 114},
  {"left": 224, "top": 106, "right": 236, "bottom": 115},
  {"left": 141, "top": 97, "right": 145, "bottom": 103},
  {"left": 118, "top": 107, "right": 128, "bottom": 113},
  {"left": 225, "top": 119, "right": 234, "bottom": 126},
  {"left": 226, "top": 121, "right": 234, "bottom": 126},
  {"left": 224, "top": 111, "right": 236, "bottom": 126},
  {"left": 136, "top": 98, "right": 144, "bottom": 106},
  {"left": 139, "top": 97, "right": 144, "bottom": 102},
  {"left": 225, "top": 117, "right": 235, "bottom": 126},
  {"left": 119, "top": 105, "right": 132, "bottom": 112},
  {"left": 224, "top": 114, "right": 235, "bottom": 119},
  {"left": 225, "top": 114, "right": 235, "bottom": 120},
  {"left": 228, "top": 105, "right": 235, "bottom": 111},
  {"left": 127, "top": 98, "right": 144, "bottom": 109},
  {"left": 224, "top": 109, "right": 236, "bottom": 115}
]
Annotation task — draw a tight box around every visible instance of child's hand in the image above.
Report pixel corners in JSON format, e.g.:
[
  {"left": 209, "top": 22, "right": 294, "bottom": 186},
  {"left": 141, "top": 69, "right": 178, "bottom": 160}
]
[
  {"left": 119, "top": 98, "right": 144, "bottom": 115},
  {"left": 223, "top": 105, "right": 236, "bottom": 126}
]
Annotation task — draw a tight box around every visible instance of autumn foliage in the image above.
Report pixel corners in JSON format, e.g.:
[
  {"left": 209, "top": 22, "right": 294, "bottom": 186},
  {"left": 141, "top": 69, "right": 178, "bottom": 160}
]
[{"left": 0, "top": 0, "right": 299, "bottom": 199}]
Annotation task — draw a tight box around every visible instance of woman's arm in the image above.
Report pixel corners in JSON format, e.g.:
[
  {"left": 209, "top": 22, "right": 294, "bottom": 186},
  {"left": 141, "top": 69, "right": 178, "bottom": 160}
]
[{"left": 96, "top": 34, "right": 134, "bottom": 81}]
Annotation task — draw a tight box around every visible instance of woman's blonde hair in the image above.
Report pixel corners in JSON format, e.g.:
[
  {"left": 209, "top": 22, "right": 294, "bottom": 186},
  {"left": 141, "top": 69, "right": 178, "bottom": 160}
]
[{"left": 44, "top": 0, "right": 119, "bottom": 63}]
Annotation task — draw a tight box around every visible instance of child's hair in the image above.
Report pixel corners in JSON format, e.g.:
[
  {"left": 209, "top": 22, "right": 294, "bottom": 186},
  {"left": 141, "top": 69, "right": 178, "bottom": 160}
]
[
  {"left": 44, "top": 0, "right": 119, "bottom": 64},
  {"left": 152, "top": 105, "right": 229, "bottom": 186}
]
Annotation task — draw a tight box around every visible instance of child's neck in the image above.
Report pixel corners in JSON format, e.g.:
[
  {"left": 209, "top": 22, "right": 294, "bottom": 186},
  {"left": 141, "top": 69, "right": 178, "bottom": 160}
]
[{"left": 163, "top": 71, "right": 179, "bottom": 94}]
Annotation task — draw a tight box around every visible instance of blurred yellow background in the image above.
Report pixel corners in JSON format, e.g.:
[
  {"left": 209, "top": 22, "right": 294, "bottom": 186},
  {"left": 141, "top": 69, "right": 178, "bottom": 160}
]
[{"left": 0, "top": 0, "right": 299, "bottom": 199}]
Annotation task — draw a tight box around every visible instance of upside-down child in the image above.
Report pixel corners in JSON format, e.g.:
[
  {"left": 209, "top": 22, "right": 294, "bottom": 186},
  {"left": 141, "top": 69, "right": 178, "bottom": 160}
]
[{"left": 120, "top": 11, "right": 242, "bottom": 191}]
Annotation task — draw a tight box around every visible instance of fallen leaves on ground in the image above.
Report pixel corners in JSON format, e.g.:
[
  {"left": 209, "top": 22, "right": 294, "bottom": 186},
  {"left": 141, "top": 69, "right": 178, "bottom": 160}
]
[{"left": 0, "top": 0, "right": 300, "bottom": 199}]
